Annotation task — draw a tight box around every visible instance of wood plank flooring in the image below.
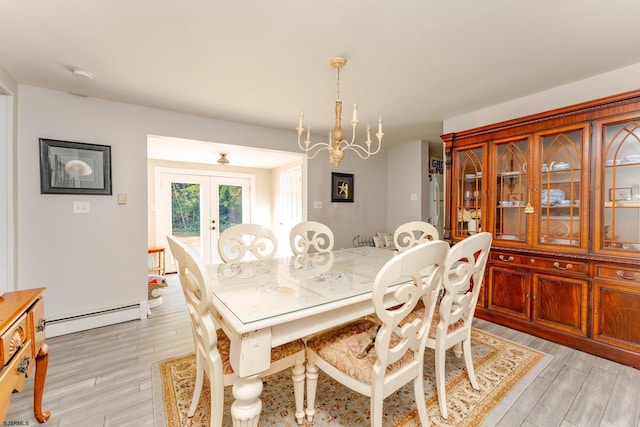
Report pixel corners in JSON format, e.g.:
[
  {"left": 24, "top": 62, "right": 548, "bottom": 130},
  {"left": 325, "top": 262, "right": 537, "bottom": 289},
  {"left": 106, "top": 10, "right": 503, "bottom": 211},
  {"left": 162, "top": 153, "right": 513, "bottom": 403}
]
[{"left": 5, "top": 275, "right": 640, "bottom": 427}]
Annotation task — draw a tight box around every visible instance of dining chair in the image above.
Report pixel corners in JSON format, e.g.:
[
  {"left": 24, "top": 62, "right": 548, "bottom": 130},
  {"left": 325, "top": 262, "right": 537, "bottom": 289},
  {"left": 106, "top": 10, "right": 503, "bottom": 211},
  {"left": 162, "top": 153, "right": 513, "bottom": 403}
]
[
  {"left": 427, "top": 231, "right": 492, "bottom": 419},
  {"left": 166, "top": 235, "right": 306, "bottom": 426},
  {"left": 304, "top": 240, "right": 450, "bottom": 427},
  {"left": 393, "top": 220, "right": 439, "bottom": 252},
  {"left": 217, "top": 224, "right": 278, "bottom": 263},
  {"left": 289, "top": 221, "right": 334, "bottom": 255}
]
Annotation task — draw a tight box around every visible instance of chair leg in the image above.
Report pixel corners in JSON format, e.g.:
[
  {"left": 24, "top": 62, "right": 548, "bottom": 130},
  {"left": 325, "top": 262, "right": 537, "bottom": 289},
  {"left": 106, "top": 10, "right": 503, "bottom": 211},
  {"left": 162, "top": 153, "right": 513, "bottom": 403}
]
[
  {"left": 454, "top": 341, "right": 463, "bottom": 358},
  {"left": 188, "top": 354, "right": 204, "bottom": 417},
  {"left": 463, "top": 337, "right": 479, "bottom": 389},
  {"left": 435, "top": 346, "right": 448, "bottom": 419},
  {"left": 291, "top": 360, "right": 305, "bottom": 425},
  {"left": 370, "top": 390, "right": 384, "bottom": 427},
  {"left": 305, "top": 359, "right": 319, "bottom": 423},
  {"left": 210, "top": 372, "right": 225, "bottom": 427},
  {"left": 413, "top": 373, "right": 429, "bottom": 426}
]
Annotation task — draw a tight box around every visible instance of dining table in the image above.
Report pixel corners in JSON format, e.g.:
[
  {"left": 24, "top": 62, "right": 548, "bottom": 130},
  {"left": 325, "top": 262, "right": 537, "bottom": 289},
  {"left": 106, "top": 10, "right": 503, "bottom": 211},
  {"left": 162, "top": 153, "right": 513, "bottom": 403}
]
[{"left": 205, "top": 246, "right": 397, "bottom": 426}]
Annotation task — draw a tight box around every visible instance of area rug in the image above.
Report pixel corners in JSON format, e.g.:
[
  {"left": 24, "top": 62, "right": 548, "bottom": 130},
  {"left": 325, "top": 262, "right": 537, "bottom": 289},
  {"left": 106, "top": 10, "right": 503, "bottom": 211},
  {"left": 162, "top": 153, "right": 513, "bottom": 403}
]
[{"left": 152, "top": 329, "right": 550, "bottom": 426}]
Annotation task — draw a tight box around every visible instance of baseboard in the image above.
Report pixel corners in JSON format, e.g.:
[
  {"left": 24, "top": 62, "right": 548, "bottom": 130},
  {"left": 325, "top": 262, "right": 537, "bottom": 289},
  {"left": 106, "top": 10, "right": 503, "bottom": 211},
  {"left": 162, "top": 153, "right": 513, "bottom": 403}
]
[{"left": 46, "top": 301, "right": 148, "bottom": 338}]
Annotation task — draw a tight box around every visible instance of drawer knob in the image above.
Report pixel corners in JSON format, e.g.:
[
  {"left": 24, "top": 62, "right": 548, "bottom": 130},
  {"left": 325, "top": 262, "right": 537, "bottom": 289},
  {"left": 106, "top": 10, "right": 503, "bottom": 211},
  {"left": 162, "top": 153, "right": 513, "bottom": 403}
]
[
  {"left": 499, "top": 255, "right": 514, "bottom": 262},
  {"left": 554, "top": 262, "right": 572, "bottom": 270},
  {"left": 617, "top": 270, "right": 640, "bottom": 280},
  {"left": 37, "top": 318, "right": 46, "bottom": 332},
  {"left": 17, "top": 355, "right": 30, "bottom": 374}
]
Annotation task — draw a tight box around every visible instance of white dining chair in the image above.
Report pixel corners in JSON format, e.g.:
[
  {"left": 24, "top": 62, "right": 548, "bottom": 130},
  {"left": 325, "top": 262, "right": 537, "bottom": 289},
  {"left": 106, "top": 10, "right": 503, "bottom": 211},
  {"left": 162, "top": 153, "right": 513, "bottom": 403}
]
[
  {"left": 427, "top": 231, "right": 492, "bottom": 419},
  {"left": 217, "top": 224, "right": 278, "bottom": 263},
  {"left": 289, "top": 221, "right": 334, "bottom": 255},
  {"left": 166, "top": 235, "right": 306, "bottom": 426},
  {"left": 393, "top": 220, "right": 439, "bottom": 252},
  {"left": 304, "top": 240, "right": 449, "bottom": 427}
]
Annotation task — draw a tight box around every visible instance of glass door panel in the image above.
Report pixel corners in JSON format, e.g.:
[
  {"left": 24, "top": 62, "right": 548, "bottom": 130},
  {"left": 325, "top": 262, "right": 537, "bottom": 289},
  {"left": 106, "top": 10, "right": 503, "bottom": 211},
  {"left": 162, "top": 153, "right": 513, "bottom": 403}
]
[
  {"left": 493, "top": 137, "right": 529, "bottom": 242},
  {"left": 537, "top": 127, "right": 586, "bottom": 249},
  {"left": 455, "top": 146, "right": 484, "bottom": 239},
  {"left": 597, "top": 117, "right": 640, "bottom": 253}
]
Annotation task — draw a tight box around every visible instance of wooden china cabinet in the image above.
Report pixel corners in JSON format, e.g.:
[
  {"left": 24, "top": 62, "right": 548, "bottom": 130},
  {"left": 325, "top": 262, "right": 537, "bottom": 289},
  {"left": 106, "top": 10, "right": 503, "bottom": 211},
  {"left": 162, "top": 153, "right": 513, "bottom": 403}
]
[{"left": 442, "top": 89, "right": 640, "bottom": 369}]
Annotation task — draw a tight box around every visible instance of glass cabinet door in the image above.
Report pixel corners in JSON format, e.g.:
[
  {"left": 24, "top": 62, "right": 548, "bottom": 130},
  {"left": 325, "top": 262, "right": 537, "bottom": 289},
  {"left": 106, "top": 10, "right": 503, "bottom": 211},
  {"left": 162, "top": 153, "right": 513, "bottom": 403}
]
[
  {"left": 493, "top": 136, "right": 530, "bottom": 243},
  {"left": 536, "top": 125, "right": 588, "bottom": 250},
  {"left": 596, "top": 114, "right": 640, "bottom": 254},
  {"left": 455, "top": 145, "right": 485, "bottom": 239}
]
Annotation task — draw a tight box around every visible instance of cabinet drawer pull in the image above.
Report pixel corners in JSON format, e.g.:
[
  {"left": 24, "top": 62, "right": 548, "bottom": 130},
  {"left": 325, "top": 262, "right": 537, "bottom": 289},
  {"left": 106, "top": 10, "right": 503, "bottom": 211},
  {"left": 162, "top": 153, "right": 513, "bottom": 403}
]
[
  {"left": 17, "top": 356, "right": 30, "bottom": 374},
  {"left": 553, "top": 262, "right": 572, "bottom": 270},
  {"left": 37, "top": 318, "right": 46, "bottom": 332},
  {"left": 617, "top": 270, "right": 640, "bottom": 280},
  {"left": 499, "top": 255, "right": 514, "bottom": 262}
]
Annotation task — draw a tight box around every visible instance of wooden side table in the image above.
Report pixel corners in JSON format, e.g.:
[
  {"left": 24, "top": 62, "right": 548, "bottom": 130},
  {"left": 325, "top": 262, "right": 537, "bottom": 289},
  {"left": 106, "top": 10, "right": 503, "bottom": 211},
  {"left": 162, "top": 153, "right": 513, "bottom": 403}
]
[
  {"left": 148, "top": 247, "right": 166, "bottom": 278},
  {"left": 0, "top": 288, "right": 50, "bottom": 423}
]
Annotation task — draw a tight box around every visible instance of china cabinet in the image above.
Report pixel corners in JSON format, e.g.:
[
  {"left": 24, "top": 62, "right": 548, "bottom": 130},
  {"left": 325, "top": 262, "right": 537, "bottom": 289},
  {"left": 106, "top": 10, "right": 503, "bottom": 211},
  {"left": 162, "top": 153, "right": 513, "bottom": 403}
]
[{"left": 442, "top": 89, "right": 640, "bottom": 368}]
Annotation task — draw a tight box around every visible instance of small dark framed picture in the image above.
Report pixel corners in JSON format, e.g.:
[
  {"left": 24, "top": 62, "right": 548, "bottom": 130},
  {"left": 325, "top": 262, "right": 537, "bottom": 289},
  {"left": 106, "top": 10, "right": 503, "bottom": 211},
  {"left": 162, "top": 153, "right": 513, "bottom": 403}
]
[
  {"left": 331, "top": 172, "right": 354, "bottom": 203},
  {"left": 39, "top": 138, "right": 112, "bottom": 195},
  {"left": 610, "top": 187, "right": 632, "bottom": 201}
]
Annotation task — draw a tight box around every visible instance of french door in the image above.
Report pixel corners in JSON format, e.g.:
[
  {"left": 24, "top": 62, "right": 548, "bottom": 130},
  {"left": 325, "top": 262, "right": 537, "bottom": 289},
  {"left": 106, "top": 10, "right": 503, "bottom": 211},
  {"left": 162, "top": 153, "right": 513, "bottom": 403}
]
[{"left": 158, "top": 171, "right": 251, "bottom": 268}]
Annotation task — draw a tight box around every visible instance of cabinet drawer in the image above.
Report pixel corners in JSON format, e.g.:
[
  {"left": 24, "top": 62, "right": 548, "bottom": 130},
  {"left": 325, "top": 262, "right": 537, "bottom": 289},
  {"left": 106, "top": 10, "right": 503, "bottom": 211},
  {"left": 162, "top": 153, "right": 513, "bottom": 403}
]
[
  {"left": 595, "top": 265, "right": 640, "bottom": 283},
  {"left": 529, "top": 257, "right": 588, "bottom": 275},
  {"left": 490, "top": 252, "right": 588, "bottom": 275},
  {"left": 0, "top": 313, "right": 28, "bottom": 367}
]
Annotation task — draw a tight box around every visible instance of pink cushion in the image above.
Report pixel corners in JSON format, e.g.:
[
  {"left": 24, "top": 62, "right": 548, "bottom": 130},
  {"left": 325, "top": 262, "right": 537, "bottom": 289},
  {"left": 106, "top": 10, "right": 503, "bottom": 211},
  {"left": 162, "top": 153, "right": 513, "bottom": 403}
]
[{"left": 306, "top": 320, "right": 415, "bottom": 384}]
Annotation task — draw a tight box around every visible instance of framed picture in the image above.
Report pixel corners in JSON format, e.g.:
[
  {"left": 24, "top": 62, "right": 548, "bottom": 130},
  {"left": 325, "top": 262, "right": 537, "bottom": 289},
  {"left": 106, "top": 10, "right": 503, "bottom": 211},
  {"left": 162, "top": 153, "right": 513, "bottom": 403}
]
[
  {"left": 610, "top": 187, "right": 632, "bottom": 201},
  {"left": 331, "top": 172, "right": 354, "bottom": 203},
  {"left": 39, "top": 138, "right": 112, "bottom": 195}
]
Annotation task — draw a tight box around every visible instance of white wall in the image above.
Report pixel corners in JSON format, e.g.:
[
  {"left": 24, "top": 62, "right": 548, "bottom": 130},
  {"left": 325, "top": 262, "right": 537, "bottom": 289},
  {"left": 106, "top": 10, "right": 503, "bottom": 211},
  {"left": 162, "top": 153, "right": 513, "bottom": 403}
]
[
  {"left": 306, "top": 149, "right": 388, "bottom": 249},
  {"left": 17, "top": 85, "right": 390, "bottom": 332},
  {"left": 0, "top": 65, "right": 17, "bottom": 294},
  {"left": 444, "top": 62, "right": 640, "bottom": 133},
  {"left": 386, "top": 140, "right": 423, "bottom": 231}
]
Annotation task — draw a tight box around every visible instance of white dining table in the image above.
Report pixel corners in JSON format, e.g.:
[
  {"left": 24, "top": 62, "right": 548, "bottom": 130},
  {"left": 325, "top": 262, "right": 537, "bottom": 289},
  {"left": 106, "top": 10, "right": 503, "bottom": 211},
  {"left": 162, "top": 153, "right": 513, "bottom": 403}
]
[{"left": 206, "top": 247, "right": 397, "bottom": 426}]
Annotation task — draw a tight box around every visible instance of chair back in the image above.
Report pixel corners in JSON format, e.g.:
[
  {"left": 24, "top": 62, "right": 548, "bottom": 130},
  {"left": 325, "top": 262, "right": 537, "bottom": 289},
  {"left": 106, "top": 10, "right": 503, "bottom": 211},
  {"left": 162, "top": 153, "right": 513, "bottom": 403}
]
[
  {"left": 167, "top": 235, "right": 226, "bottom": 382},
  {"left": 371, "top": 240, "right": 449, "bottom": 383},
  {"left": 218, "top": 224, "right": 278, "bottom": 262},
  {"left": 393, "top": 221, "right": 439, "bottom": 252},
  {"left": 289, "top": 221, "right": 334, "bottom": 255},
  {"left": 437, "top": 232, "right": 492, "bottom": 338}
]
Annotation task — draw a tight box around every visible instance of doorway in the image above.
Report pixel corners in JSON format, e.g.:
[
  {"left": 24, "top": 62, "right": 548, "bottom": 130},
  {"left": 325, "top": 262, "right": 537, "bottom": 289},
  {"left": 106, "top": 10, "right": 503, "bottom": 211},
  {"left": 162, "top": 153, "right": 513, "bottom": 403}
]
[{"left": 157, "top": 170, "right": 253, "bottom": 268}]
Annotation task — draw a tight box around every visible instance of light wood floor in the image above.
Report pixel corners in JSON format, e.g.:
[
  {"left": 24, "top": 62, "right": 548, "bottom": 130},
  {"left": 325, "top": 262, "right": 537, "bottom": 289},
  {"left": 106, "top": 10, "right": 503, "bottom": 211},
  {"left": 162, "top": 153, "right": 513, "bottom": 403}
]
[{"left": 5, "top": 275, "right": 640, "bottom": 427}]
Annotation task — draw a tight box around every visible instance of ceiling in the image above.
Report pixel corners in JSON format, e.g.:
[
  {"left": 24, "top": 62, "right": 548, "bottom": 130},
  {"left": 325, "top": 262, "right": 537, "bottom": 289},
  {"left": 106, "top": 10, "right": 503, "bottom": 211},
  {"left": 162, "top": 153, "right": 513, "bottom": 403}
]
[{"left": 3, "top": 1, "right": 640, "bottom": 167}]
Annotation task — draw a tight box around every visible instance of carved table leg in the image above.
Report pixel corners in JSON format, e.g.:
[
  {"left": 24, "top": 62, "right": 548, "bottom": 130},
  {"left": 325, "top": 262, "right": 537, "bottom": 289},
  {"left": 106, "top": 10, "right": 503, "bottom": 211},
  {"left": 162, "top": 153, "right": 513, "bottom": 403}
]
[
  {"left": 34, "top": 343, "right": 50, "bottom": 423},
  {"left": 230, "top": 375, "right": 262, "bottom": 427}
]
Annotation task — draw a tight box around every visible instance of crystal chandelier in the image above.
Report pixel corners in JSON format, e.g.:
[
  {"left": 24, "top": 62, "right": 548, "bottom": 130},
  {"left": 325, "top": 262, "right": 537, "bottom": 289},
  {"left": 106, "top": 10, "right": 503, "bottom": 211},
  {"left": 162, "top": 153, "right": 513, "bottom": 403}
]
[{"left": 297, "top": 57, "right": 383, "bottom": 168}]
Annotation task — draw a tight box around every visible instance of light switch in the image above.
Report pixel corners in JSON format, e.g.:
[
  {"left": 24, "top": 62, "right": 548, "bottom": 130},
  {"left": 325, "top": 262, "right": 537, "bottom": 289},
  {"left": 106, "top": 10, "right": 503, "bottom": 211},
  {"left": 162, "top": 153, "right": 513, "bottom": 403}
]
[
  {"left": 313, "top": 201, "right": 322, "bottom": 209},
  {"left": 73, "top": 201, "right": 90, "bottom": 214},
  {"left": 118, "top": 193, "right": 127, "bottom": 205}
]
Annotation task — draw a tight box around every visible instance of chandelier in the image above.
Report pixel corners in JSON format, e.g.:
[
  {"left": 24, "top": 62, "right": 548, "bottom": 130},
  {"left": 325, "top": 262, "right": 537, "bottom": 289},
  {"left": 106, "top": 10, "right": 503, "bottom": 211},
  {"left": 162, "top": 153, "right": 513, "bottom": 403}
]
[{"left": 297, "top": 57, "right": 383, "bottom": 168}]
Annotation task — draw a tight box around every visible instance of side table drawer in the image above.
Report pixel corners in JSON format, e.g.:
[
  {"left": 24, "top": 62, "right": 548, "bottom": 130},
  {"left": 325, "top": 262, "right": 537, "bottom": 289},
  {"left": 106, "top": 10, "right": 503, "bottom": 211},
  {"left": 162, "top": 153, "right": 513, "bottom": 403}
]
[
  {"left": 0, "top": 313, "right": 28, "bottom": 367},
  {"left": 0, "top": 342, "right": 32, "bottom": 422},
  {"left": 29, "top": 298, "right": 46, "bottom": 358}
]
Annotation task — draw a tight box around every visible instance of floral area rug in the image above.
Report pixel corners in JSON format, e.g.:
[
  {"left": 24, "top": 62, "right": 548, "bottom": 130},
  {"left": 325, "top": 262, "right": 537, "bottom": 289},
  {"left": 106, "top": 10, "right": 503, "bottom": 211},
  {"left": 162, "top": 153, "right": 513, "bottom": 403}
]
[{"left": 152, "top": 329, "right": 549, "bottom": 426}]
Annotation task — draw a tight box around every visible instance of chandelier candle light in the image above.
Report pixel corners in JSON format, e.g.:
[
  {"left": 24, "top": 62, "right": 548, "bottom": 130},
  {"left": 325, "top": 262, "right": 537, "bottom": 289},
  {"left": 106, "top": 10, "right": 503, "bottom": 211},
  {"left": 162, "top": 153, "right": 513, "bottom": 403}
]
[{"left": 297, "top": 57, "right": 383, "bottom": 168}]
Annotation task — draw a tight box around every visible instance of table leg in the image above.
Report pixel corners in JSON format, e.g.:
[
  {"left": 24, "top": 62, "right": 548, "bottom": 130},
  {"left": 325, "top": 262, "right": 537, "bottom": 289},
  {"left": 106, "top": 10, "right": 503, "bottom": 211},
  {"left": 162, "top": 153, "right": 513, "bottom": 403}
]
[
  {"left": 230, "top": 375, "right": 263, "bottom": 427},
  {"left": 34, "top": 343, "right": 51, "bottom": 423}
]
